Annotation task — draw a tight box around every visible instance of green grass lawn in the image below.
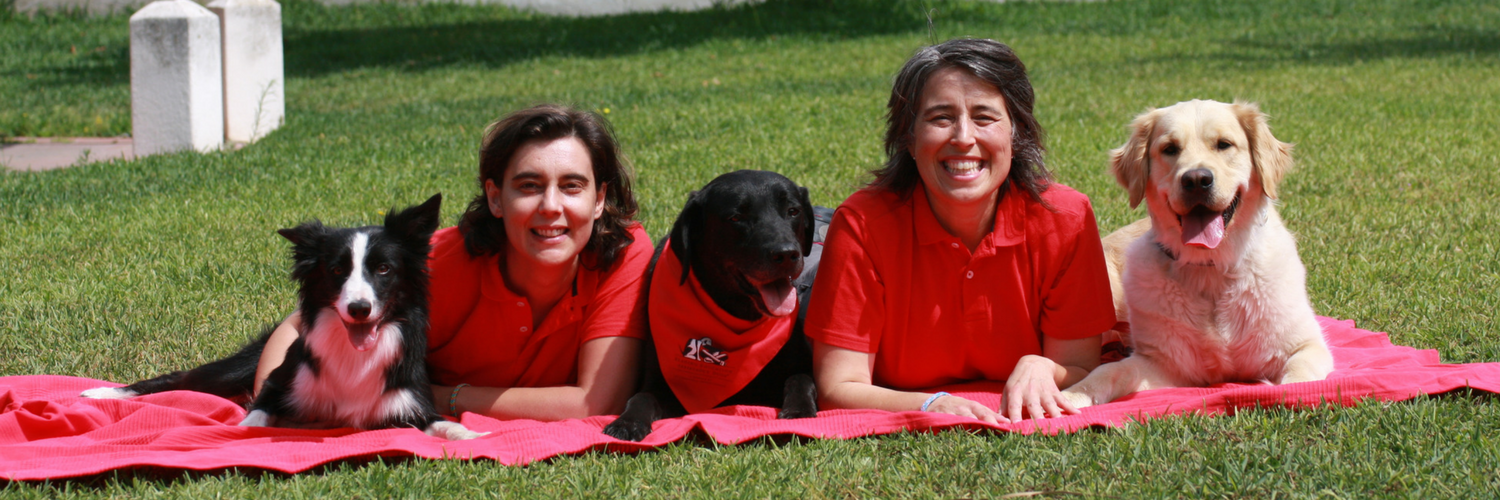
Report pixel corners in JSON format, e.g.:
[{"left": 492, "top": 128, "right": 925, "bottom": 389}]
[{"left": 3, "top": 0, "right": 1499, "bottom": 496}]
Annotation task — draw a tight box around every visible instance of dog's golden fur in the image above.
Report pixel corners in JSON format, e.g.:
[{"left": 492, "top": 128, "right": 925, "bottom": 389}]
[{"left": 1063, "top": 100, "right": 1334, "bottom": 408}]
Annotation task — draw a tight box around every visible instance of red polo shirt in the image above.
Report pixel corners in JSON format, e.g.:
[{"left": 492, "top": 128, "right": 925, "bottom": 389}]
[
  {"left": 805, "top": 183, "right": 1115, "bottom": 390},
  {"left": 424, "top": 224, "right": 651, "bottom": 388}
]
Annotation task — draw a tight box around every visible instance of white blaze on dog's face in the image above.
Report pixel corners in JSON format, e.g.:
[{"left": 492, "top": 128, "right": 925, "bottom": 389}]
[
  {"left": 1111, "top": 100, "right": 1293, "bottom": 251},
  {"left": 485, "top": 136, "right": 606, "bottom": 272},
  {"left": 339, "top": 231, "right": 383, "bottom": 351}
]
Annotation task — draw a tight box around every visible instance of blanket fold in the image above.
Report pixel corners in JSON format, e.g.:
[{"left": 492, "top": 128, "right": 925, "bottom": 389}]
[{"left": 5, "top": 317, "right": 1498, "bottom": 480}]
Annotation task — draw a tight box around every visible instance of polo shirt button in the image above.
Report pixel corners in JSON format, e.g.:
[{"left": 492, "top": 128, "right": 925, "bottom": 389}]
[
  {"left": 520, "top": 326, "right": 529, "bottom": 333},
  {"left": 516, "top": 301, "right": 525, "bottom": 307},
  {"left": 950, "top": 242, "right": 960, "bottom": 249},
  {"left": 966, "top": 271, "right": 974, "bottom": 279}
]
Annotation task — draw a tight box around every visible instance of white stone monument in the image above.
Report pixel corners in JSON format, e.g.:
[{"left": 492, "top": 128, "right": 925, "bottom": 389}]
[
  {"left": 209, "top": 0, "right": 284, "bottom": 144},
  {"left": 130, "top": 0, "right": 223, "bottom": 156}
]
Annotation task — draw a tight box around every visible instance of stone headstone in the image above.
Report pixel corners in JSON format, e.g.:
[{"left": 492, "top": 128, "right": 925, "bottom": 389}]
[
  {"left": 130, "top": 0, "right": 224, "bottom": 155},
  {"left": 209, "top": 0, "right": 284, "bottom": 144}
]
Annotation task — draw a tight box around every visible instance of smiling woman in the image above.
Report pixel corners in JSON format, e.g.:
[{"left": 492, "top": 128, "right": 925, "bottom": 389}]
[
  {"left": 255, "top": 104, "right": 652, "bottom": 421},
  {"left": 806, "top": 38, "right": 1117, "bottom": 424}
]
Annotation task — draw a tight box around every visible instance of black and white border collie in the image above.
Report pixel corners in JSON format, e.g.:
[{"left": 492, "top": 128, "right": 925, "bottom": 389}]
[{"left": 83, "top": 194, "right": 484, "bottom": 441}]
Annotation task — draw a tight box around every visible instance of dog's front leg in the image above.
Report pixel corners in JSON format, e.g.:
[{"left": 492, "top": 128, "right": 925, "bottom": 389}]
[
  {"left": 423, "top": 420, "right": 488, "bottom": 441},
  {"left": 240, "top": 365, "right": 296, "bottom": 428},
  {"left": 778, "top": 373, "right": 818, "bottom": 419},
  {"left": 238, "top": 409, "right": 276, "bottom": 427},
  {"left": 1060, "top": 356, "right": 1178, "bottom": 408},
  {"left": 602, "top": 392, "right": 662, "bottom": 442},
  {"left": 1280, "top": 338, "right": 1335, "bottom": 384}
]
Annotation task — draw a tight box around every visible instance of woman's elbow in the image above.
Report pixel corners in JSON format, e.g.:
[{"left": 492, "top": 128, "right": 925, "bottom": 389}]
[{"left": 581, "top": 390, "right": 631, "bottom": 417}]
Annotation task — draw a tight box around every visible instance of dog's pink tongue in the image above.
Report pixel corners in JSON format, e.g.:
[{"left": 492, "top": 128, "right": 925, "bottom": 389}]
[
  {"left": 758, "top": 280, "right": 798, "bottom": 317},
  {"left": 347, "top": 323, "right": 379, "bottom": 351},
  {"left": 1182, "top": 211, "right": 1226, "bottom": 249}
]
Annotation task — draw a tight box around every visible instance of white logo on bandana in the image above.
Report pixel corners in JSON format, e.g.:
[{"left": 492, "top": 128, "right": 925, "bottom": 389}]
[{"left": 681, "top": 337, "right": 728, "bottom": 366}]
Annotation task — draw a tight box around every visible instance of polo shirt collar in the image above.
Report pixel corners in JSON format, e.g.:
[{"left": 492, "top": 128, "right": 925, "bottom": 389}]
[
  {"left": 479, "top": 249, "right": 596, "bottom": 311},
  {"left": 913, "top": 182, "right": 1027, "bottom": 248}
]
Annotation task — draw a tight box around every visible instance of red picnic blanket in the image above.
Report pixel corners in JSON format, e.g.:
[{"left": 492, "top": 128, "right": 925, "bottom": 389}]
[{"left": 4, "top": 317, "right": 1498, "bottom": 480}]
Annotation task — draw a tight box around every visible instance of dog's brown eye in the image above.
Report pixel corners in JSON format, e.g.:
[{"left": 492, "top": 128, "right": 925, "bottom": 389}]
[
  {"left": 375, "top": 264, "right": 392, "bottom": 275},
  {"left": 727, "top": 215, "right": 742, "bottom": 223},
  {"left": 1162, "top": 144, "right": 1181, "bottom": 156},
  {"left": 330, "top": 265, "right": 347, "bottom": 275},
  {"left": 787, "top": 207, "right": 800, "bottom": 217},
  {"left": 1216, "top": 140, "right": 1233, "bottom": 150}
]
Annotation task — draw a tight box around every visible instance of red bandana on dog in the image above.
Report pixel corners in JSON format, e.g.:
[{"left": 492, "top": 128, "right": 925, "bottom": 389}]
[{"left": 650, "top": 242, "right": 795, "bottom": 414}]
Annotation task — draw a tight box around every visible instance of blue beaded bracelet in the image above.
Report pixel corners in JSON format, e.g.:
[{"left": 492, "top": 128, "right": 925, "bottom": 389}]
[
  {"left": 921, "top": 391, "right": 950, "bottom": 412},
  {"left": 449, "top": 383, "right": 470, "bottom": 416}
]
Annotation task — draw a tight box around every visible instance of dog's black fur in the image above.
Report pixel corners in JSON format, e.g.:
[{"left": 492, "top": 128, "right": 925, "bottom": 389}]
[
  {"left": 603, "top": 170, "right": 819, "bottom": 442},
  {"left": 83, "top": 194, "right": 482, "bottom": 440}
]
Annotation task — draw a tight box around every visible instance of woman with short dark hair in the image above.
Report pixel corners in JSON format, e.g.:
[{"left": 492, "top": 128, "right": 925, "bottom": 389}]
[
  {"left": 460, "top": 104, "right": 639, "bottom": 270},
  {"left": 805, "top": 39, "right": 1116, "bottom": 423},
  {"left": 257, "top": 104, "right": 650, "bottom": 421}
]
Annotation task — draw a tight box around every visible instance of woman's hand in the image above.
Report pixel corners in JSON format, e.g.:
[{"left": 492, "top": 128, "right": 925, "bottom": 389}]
[
  {"left": 1001, "top": 354, "right": 1079, "bottom": 421},
  {"left": 924, "top": 393, "right": 1006, "bottom": 424}
]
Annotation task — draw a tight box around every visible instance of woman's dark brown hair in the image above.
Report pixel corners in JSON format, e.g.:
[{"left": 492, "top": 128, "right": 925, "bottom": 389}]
[
  {"left": 458, "top": 104, "right": 638, "bottom": 270},
  {"left": 872, "top": 38, "right": 1053, "bottom": 204}
]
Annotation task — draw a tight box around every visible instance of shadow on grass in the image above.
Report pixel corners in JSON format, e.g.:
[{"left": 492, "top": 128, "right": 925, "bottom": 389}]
[
  {"left": 11, "top": 0, "right": 1500, "bottom": 90},
  {"left": 1239, "top": 26, "right": 1500, "bottom": 62},
  {"left": 0, "top": 0, "right": 928, "bottom": 91},
  {"left": 1133, "top": 25, "right": 1500, "bottom": 69},
  {"left": 277, "top": 0, "right": 935, "bottom": 77}
]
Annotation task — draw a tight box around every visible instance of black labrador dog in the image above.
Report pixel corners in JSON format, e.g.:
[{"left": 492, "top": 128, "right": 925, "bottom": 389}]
[{"left": 603, "top": 170, "right": 823, "bottom": 442}]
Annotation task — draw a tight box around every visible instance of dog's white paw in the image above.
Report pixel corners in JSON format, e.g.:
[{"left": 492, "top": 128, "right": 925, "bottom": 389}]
[
  {"left": 238, "top": 409, "right": 273, "bottom": 427},
  {"left": 1059, "top": 390, "right": 1094, "bottom": 410},
  {"left": 80, "top": 387, "right": 138, "bottom": 399},
  {"left": 425, "top": 420, "right": 488, "bottom": 441}
]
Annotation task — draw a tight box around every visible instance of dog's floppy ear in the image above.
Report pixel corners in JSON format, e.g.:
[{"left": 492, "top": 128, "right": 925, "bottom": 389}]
[
  {"left": 797, "top": 185, "right": 815, "bottom": 257},
  {"left": 668, "top": 190, "right": 704, "bottom": 285},
  {"left": 1110, "top": 107, "right": 1162, "bottom": 209},
  {"left": 385, "top": 193, "right": 443, "bottom": 242},
  {"left": 1233, "top": 101, "right": 1294, "bottom": 200},
  {"left": 278, "top": 220, "right": 328, "bottom": 280}
]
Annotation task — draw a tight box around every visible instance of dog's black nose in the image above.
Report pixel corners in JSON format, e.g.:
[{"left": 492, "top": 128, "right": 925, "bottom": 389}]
[
  {"left": 347, "top": 301, "right": 372, "bottom": 320},
  {"left": 1181, "top": 169, "right": 1214, "bottom": 192},
  {"left": 768, "top": 245, "right": 800, "bottom": 267}
]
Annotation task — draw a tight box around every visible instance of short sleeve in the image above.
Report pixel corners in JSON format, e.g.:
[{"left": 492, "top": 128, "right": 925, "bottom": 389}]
[
  {"left": 578, "top": 224, "right": 652, "bottom": 343},
  {"left": 803, "top": 207, "right": 885, "bottom": 353},
  {"left": 425, "top": 226, "right": 482, "bottom": 351},
  {"left": 1036, "top": 196, "right": 1117, "bottom": 340}
]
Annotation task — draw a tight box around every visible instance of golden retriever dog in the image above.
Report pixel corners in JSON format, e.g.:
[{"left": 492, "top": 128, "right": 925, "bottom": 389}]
[{"left": 1061, "top": 100, "right": 1334, "bottom": 409}]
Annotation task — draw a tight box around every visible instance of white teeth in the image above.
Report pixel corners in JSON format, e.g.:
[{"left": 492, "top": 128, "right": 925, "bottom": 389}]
[
  {"left": 943, "top": 160, "right": 983, "bottom": 174},
  {"left": 534, "top": 228, "right": 567, "bottom": 238}
]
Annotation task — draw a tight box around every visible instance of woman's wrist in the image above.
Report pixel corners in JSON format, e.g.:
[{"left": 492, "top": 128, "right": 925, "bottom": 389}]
[
  {"left": 921, "top": 391, "right": 950, "bottom": 412},
  {"left": 448, "top": 384, "right": 470, "bottom": 416}
]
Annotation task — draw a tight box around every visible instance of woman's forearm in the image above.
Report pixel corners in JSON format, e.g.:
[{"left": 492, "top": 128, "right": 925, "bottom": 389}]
[
  {"left": 254, "top": 311, "right": 302, "bottom": 396},
  {"left": 1044, "top": 334, "right": 1102, "bottom": 390},
  {"left": 436, "top": 384, "right": 624, "bottom": 421},
  {"left": 438, "top": 336, "right": 640, "bottom": 421},
  {"left": 1054, "top": 362, "right": 1092, "bottom": 390},
  {"left": 814, "top": 340, "right": 941, "bottom": 412},
  {"left": 818, "top": 379, "right": 935, "bottom": 412}
]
